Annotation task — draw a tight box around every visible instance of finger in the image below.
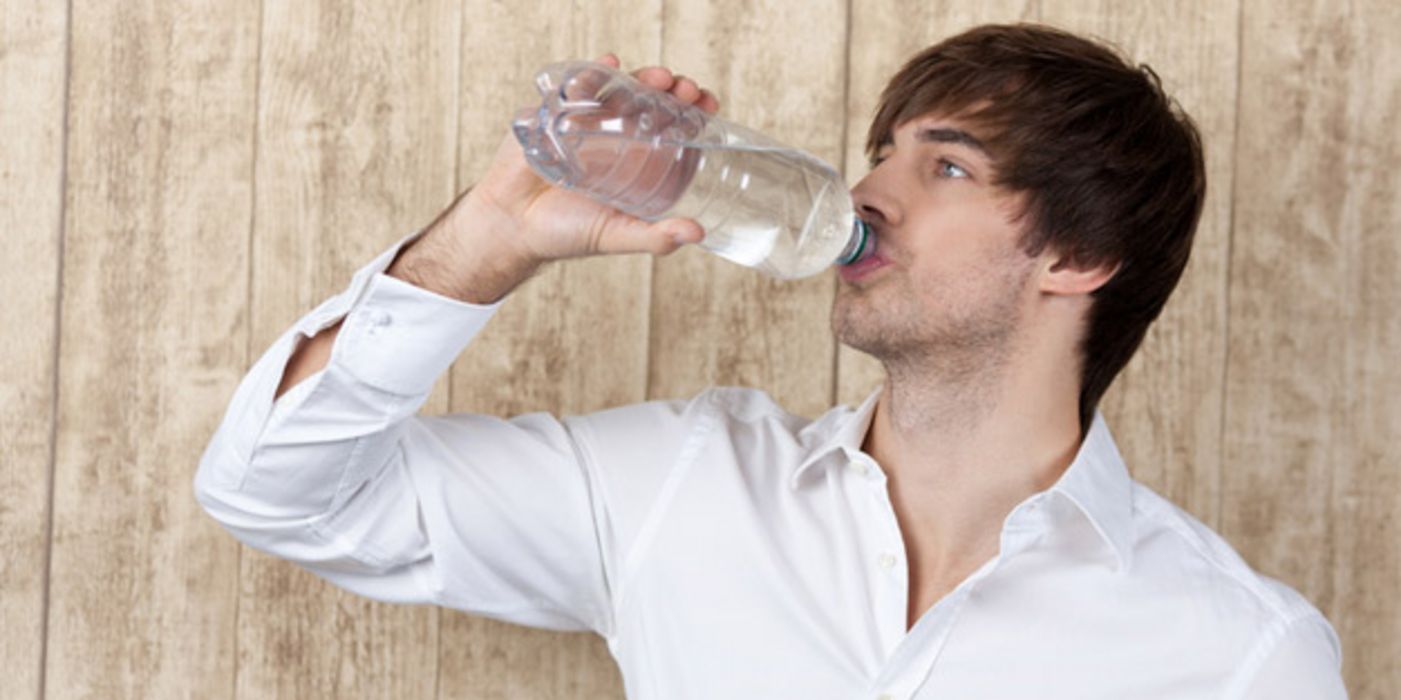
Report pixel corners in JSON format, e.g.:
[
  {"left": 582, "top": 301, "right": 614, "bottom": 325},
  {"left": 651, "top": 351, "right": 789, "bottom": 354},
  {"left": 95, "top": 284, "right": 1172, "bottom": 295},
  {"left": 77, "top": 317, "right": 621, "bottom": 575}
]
[
  {"left": 592, "top": 52, "right": 621, "bottom": 68},
  {"left": 670, "top": 75, "right": 702, "bottom": 103},
  {"left": 662, "top": 217, "right": 705, "bottom": 247},
  {"left": 647, "top": 217, "right": 705, "bottom": 255},
  {"left": 599, "top": 214, "right": 704, "bottom": 256},
  {"left": 696, "top": 89, "right": 721, "bottom": 114},
  {"left": 632, "top": 65, "right": 674, "bottom": 91},
  {"left": 563, "top": 66, "right": 612, "bottom": 102}
]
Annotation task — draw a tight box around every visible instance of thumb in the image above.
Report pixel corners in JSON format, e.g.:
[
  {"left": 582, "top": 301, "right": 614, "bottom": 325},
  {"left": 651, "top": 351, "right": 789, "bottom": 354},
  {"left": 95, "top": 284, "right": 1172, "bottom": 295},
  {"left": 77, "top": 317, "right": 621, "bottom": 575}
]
[{"left": 597, "top": 214, "right": 705, "bottom": 256}]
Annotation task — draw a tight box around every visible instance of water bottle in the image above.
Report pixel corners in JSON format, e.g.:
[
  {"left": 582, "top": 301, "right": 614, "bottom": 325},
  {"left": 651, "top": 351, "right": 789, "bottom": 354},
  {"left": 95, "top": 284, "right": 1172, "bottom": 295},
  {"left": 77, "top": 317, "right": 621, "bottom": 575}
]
[{"left": 511, "top": 61, "right": 874, "bottom": 279}]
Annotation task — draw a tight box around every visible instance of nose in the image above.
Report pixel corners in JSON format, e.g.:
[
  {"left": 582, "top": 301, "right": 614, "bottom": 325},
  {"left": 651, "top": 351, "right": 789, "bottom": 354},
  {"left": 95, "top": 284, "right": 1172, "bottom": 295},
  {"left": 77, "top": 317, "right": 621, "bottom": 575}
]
[{"left": 850, "top": 168, "right": 901, "bottom": 229}]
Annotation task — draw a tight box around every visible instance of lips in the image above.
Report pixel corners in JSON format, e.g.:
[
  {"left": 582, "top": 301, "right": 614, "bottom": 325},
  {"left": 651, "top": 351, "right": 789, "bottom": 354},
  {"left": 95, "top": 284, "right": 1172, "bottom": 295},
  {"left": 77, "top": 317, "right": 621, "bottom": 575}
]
[{"left": 838, "top": 251, "right": 891, "bottom": 282}]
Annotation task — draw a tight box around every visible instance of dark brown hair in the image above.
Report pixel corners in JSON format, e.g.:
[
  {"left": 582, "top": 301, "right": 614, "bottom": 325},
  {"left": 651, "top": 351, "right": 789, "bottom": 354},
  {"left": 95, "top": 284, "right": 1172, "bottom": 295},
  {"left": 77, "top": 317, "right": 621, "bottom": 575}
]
[{"left": 867, "top": 23, "right": 1207, "bottom": 436}]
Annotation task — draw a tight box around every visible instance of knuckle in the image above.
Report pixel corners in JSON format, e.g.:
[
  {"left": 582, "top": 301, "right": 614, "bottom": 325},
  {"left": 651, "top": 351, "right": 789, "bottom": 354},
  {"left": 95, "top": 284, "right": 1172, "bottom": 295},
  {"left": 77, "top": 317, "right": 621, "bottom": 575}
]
[{"left": 585, "top": 209, "right": 612, "bottom": 254}]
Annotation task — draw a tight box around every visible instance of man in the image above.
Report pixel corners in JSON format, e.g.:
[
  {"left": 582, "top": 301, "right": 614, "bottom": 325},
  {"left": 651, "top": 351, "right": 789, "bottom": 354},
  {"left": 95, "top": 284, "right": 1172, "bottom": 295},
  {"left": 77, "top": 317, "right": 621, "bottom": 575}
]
[{"left": 196, "top": 24, "right": 1347, "bottom": 698}]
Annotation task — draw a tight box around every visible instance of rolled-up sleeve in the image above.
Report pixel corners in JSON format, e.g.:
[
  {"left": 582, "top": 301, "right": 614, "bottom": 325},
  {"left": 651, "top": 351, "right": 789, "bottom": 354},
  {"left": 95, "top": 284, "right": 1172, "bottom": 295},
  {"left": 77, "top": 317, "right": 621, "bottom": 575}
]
[{"left": 194, "top": 232, "right": 620, "bottom": 634}]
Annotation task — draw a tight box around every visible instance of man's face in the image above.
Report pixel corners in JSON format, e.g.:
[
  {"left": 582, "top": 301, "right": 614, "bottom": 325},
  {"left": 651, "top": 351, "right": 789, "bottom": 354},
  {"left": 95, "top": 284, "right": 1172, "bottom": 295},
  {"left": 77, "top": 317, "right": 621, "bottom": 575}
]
[{"left": 831, "top": 114, "right": 1042, "bottom": 370}]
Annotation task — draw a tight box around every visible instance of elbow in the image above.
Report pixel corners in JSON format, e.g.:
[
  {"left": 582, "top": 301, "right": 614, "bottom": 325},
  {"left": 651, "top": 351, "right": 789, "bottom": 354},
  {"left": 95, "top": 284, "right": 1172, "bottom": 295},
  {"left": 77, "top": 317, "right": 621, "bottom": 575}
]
[
  {"left": 191, "top": 435, "right": 249, "bottom": 529},
  {"left": 190, "top": 440, "right": 308, "bottom": 554}
]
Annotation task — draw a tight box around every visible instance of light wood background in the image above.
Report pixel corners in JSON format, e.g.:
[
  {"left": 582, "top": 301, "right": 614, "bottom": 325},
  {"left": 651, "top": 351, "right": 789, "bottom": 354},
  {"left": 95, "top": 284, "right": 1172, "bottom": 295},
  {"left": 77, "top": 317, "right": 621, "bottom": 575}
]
[{"left": 3, "top": 0, "right": 1397, "bottom": 697}]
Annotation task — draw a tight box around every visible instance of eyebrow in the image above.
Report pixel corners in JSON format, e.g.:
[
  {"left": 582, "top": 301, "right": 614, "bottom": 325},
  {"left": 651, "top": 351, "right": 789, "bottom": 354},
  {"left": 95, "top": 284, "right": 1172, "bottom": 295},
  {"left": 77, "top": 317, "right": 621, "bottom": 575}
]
[{"left": 915, "top": 126, "right": 989, "bottom": 155}]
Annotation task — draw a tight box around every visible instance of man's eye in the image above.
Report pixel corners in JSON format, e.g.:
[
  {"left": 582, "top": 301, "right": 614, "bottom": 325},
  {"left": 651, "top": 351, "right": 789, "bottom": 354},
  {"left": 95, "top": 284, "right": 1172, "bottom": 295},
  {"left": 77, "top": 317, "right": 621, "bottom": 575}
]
[{"left": 938, "top": 159, "right": 969, "bottom": 179}]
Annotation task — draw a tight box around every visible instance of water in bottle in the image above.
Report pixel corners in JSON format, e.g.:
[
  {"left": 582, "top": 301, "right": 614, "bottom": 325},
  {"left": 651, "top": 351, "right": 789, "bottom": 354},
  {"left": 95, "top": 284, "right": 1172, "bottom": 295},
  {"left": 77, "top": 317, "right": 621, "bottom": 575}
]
[{"left": 512, "top": 61, "right": 874, "bottom": 279}]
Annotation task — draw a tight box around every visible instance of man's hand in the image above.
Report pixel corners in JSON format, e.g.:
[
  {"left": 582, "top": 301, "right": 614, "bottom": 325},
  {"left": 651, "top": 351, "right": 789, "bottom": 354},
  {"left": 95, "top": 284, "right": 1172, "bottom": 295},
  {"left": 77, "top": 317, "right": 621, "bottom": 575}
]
[{"left": 388, "top": 53, "right": 722, "bottom": 304}]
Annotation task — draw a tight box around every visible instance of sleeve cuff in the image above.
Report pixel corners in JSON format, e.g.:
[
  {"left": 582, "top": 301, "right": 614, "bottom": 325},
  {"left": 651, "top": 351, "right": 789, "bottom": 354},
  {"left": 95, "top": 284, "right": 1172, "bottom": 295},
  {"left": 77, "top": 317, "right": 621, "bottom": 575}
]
[
  {"left": 294, "top": 228, "right": 425, "bottom": 336},
  {"left": 331, "top": 271, "right": 502, "bottom": 397}
]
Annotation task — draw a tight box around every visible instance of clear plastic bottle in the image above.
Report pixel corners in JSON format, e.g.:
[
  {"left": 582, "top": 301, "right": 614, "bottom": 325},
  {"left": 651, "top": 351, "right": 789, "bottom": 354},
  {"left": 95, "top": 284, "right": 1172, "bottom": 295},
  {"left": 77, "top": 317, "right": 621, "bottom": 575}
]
[{"left": 512, "top": 61, "right": 873, "bottom": 279}]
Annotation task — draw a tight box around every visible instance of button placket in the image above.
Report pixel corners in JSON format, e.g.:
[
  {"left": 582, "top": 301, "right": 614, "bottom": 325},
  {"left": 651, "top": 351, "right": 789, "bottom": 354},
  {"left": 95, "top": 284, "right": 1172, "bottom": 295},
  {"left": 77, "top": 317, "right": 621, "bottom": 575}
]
[
  {"left": 866, "top": 472, "right": 904, "bottom": 580},
  {"left": 867, "top": 470, "right": 915, "bottom": 660}
]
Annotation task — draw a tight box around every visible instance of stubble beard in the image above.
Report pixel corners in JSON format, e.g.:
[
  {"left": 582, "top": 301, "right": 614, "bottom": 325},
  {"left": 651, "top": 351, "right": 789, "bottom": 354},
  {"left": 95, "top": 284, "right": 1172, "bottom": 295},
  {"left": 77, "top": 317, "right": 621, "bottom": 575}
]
[{"left": 831, "top": 259, "right": 1036, "bottom": 421}]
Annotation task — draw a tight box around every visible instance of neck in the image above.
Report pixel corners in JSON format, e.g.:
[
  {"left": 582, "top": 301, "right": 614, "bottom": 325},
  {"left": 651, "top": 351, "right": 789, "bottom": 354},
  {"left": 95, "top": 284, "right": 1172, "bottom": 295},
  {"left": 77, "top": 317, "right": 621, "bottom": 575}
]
[
  {"left": 861, "top": 321, "right": 1085, "bottom": 568},
  {"left": 872, "top": 363, "right": 1082, "bottom": 482}
]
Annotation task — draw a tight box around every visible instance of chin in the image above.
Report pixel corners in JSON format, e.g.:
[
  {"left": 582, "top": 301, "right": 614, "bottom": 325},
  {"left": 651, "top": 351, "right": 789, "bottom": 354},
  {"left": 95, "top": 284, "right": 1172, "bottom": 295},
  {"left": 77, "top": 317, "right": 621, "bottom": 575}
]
[{"left": 831, "top": 306, "right": 892, "bottom": 358}]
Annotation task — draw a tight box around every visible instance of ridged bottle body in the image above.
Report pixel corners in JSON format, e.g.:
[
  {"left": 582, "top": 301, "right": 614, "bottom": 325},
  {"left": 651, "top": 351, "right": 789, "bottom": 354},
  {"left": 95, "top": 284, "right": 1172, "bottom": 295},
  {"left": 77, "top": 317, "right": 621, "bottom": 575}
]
[{"left": 513, "top": 61, "right": 870, "bottom": 279}]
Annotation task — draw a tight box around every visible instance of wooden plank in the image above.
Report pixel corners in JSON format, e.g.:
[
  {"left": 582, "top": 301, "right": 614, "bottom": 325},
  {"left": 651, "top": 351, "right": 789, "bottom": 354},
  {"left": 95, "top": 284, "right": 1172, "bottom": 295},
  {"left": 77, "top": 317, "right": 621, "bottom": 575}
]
[
  {"left": 44, "top": 1, "right": 259, "bottom": 697},
  {"left": 1225, "top": 0, "right": 1401, "bottom": 695},
  {"left": 837, "top": 0, "right": 1039, "bottom": 408},
  {"left": 648, "top": 0, "right": 850, "bottom": 419},
  {"left": 239, "top": 1, "right": 461, "bottom": 697},
  {"left": 438, "top": 2, "right": 661, "bottom": 696},
  {"left": 1039, "top": 0, "right": 1239, "bottom": 529},
  {"left": 0, "top": 1, "right": 68, "bottom": 698}
]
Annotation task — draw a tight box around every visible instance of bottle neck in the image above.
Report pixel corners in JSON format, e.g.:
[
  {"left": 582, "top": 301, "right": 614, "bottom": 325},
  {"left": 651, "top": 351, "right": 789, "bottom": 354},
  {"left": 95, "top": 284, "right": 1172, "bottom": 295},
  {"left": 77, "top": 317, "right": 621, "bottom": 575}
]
[{"left": 836, "top": 218, "right": 874, "bottom": 265}]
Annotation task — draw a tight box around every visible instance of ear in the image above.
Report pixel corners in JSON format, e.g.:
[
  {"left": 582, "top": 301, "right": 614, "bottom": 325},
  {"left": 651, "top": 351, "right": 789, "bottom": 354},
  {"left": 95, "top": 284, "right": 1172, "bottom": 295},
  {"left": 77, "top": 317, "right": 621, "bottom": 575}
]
[{"left": 1039, "top": 253, "right": 1120, "bottom": 296}]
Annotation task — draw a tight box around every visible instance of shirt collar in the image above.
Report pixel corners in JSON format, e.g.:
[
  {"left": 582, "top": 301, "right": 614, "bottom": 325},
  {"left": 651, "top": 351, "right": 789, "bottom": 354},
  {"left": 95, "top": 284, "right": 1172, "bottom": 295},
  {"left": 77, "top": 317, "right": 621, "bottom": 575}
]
[
  {"left": 1045, "top": 411, "right": 1136, "bottom": 572},
  {"left": 790, "top": 386, "right": 1135, "bottom": 572},
  {"left": 790, "top": 386, "right": 884, "bottom": 489}
]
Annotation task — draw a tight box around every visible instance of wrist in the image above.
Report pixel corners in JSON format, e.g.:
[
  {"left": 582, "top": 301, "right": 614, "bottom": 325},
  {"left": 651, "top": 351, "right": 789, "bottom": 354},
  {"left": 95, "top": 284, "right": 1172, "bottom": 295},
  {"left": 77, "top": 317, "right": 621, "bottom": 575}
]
[{"left": 389, "top": 191, "right": 542, "bottom": 304}]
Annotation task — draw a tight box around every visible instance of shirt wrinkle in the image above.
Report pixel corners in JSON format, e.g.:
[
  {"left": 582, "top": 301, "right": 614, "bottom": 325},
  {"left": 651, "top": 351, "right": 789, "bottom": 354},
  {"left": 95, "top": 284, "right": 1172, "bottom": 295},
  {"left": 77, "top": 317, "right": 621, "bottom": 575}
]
[{"left": 558, "top": 415, "right": 620, "bottom": 639}]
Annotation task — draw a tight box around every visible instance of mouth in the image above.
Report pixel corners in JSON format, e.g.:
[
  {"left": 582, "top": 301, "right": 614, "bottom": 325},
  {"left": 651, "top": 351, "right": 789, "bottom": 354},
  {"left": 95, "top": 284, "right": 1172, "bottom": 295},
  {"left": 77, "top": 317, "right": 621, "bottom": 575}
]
[{"left": 838, "top": 251, "right": 891, "bottom": 283}]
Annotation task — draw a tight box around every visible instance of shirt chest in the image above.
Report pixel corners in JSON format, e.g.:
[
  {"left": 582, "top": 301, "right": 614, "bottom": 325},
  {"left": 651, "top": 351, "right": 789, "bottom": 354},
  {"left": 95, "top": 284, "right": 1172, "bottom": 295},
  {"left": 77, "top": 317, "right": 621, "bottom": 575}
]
[
  {"left": 614, "top": 535, "right": 1247, "bottom": 700},
  {"left": 602, "top": 453, "right": 1258, "bottom": 700}
]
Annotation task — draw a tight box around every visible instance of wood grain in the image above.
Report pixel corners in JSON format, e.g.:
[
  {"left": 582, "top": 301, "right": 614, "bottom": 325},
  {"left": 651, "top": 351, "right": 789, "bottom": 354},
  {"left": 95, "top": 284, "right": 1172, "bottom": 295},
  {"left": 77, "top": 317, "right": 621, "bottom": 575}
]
[
  {"left": 44, "top": 0, "right": 259, "bottom": 697},
  {"left": 649, "top": 0, "right": 850, "bottom": 419},
  {"left": 0, "top": 1, "right": 67, "bottom": 698},
  {"left": 837, "top": 0, "right": 1040, "bottom": 408},
  {"left": 8, "top": 1, "right": 1399, "bottom": 697},
  {"left": 439, "top": 2, "right": 662, "bottom": 696},
  {"left": 239, "top": 1, "right": 461, "bottom": 697},
  {"left": 1225, "top": 0, "right": 1401, "bottom": 696}
]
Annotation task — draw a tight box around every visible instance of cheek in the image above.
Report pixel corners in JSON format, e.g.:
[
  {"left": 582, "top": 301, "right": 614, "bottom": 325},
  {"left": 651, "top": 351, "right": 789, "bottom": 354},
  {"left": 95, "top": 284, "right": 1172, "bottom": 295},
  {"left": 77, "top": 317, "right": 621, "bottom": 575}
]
[
  {"left": 907, "top": 205, "right": 1011, "bottom": 280},
  {"left": 908, "top": 222, "right": 1035, "bottom": 306}
]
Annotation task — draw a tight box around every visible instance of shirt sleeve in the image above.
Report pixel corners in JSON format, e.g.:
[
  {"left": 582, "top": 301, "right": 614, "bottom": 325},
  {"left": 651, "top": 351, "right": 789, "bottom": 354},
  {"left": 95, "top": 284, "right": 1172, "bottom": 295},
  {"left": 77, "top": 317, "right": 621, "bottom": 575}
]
[
  {"left": 193, "top": 230, "right": 682, "bottom": 636},
  {"left": 1236, "top": 614, "right": 1348, "bottom": 699}
]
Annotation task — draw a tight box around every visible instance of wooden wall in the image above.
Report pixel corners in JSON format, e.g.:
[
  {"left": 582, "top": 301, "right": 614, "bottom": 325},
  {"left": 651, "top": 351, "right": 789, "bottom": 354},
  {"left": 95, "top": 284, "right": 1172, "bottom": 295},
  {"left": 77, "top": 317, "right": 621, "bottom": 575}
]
[{"left": 3, "top": 0, "right": 1397, "bottom": 697}]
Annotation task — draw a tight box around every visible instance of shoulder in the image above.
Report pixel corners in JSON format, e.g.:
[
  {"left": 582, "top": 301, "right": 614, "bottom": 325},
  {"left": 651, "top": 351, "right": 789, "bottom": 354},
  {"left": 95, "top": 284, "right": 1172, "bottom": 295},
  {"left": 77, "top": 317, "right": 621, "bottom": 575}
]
[
  {"left": 1127, "top": 484, "right": 1343, "bottom": 681},
  {"left": 565, "top": 388, "right": 718, "bottom": 438},
  {"left": 706, "top": 385, "right": 809, "bottom": 423},
  {"left": 1131, "top": 485, "right": 1322, "bottom": 621},
  {"left": 704, "top": 385, "right": 853, "bottom": 449},
  {"left": 563, "top": 385, "right": 810, "bottom": 437},
  {"left": 561, "top": 385, "right": 833, "bottom": 469},
  {"left": 1132, "top": 487, "right": 1316, "bottom": 613}
]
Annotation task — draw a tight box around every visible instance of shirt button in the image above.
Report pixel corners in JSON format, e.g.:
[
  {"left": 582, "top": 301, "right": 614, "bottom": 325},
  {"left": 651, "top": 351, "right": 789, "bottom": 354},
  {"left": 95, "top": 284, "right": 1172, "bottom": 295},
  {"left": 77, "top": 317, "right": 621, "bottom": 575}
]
[
  {"left": 849, "top": 461, "right": 870, "bottom": 476},
  {"left": 877, "top": 694, "right": 894, "bottom": 700},
  {"left": 878, "top": 553, "right": 898, "bottom": 570}
]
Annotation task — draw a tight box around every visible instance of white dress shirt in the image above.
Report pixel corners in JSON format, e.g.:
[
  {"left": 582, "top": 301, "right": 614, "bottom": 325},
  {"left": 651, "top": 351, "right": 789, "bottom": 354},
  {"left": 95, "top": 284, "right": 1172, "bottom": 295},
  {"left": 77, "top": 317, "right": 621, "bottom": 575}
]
[{"left": 195, "top": 234, "right": 1348, "bottom": 699}]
